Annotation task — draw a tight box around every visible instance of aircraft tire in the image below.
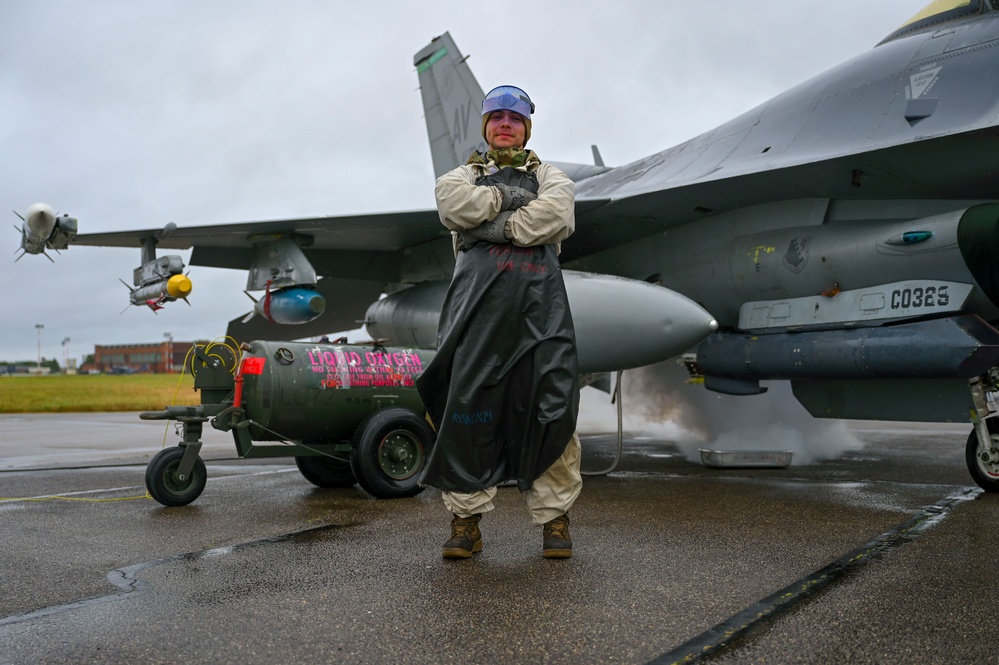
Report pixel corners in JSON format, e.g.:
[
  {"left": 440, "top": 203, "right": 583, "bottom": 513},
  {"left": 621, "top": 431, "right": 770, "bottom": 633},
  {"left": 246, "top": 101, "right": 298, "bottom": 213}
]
[
  {"left": 350, "top": 408, "right": 434, "bottom": 499},
  {"left": 145, "top": 446, "right": 208, "bottom": 507},
  {"left": 966, "top": 419, "right": 999, "bottom": 492},
  {"left": 295, "top": 453, "right": 357, "bottom": 488}
]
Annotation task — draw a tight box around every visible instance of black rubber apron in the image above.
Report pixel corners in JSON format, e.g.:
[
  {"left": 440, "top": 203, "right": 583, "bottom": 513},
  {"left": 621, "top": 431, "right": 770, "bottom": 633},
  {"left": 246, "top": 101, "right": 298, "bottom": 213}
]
[{"left": 417, "top": 167, "right": 580, "bottom": 492}]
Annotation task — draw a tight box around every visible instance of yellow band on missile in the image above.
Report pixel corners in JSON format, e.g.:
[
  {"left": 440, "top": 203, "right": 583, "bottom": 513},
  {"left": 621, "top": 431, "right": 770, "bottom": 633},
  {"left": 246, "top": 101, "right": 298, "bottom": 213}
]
[{"left": 167, "top": 274, "right": 193, "bottom": 298}]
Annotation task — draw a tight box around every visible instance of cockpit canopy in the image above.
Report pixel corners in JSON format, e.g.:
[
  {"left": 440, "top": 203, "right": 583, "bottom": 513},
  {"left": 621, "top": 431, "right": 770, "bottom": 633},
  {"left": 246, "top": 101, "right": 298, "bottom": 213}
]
[{"left": 880, "top": 0, "right": 999, "bottom": 44}]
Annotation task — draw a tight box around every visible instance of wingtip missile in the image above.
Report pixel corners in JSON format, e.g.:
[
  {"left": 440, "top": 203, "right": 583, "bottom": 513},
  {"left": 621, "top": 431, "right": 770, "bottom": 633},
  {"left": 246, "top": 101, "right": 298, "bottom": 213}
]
[{"left": 14, "top": 203, "right": 78, "bottom": 262}]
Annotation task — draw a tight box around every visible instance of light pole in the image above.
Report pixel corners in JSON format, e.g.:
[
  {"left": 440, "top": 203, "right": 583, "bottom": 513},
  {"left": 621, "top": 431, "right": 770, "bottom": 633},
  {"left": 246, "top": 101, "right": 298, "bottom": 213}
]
[
  {"left": 62, "top": 337, "right": 70, "bottom": 374},
  {"left": 35, "top": 324, "right": 43, "bottom": 373},
  {"left": 164, "top": 332, "right": 173, "bottom": 374}
]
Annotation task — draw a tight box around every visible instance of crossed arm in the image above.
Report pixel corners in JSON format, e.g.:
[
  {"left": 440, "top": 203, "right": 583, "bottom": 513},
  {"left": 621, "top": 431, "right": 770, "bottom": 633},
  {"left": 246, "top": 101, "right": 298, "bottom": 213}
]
[{"left": 434, "top": 163, "right": 575, "bottom": 251}]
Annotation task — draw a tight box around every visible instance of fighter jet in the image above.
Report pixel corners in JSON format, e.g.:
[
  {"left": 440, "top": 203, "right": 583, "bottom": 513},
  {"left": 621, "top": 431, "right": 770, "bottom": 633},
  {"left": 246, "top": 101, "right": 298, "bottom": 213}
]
[{"left": 18, "top": 1, "right": 999, "bottom": 489}]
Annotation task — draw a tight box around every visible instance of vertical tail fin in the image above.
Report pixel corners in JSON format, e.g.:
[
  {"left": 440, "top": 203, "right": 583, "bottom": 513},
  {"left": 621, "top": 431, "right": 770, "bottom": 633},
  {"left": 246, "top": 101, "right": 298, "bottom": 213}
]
[{"left": 414, "top": 32, "right": 486, "bottom": 177}]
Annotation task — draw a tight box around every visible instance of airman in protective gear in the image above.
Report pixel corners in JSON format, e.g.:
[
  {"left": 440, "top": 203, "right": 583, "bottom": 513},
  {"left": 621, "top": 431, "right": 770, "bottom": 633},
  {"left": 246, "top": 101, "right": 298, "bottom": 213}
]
[{"left": 416, "top": 85, "right": 582, "bottom": 560}]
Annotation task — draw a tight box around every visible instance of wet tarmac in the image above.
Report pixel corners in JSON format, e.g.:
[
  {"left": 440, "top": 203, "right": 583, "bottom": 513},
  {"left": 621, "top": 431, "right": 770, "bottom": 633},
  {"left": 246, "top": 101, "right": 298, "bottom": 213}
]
[{"left": 0, "top": 411, "right": 995, "bottom": 664}]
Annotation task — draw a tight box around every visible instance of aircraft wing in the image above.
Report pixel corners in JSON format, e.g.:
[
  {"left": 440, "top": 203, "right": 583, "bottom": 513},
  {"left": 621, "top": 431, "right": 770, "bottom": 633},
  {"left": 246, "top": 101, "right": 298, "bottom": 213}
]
[
  {"left": 72, "top": 209, "right": 448, "bottom": 282},
  {"left": 71, "top": 201, "right": 614, "bottom": 282},
  {"left": 62, "top": 209, "right": 457, "bottom": 340},
  {"left": 73, "top": 209, "right": 445, "bottom": 251}
]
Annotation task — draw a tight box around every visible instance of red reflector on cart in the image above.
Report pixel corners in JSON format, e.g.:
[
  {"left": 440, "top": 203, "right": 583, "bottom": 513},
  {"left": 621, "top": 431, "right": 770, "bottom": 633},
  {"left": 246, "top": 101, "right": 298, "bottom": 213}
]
[{"left": 241, "top": 357, "right": 266, "bottom": 375}]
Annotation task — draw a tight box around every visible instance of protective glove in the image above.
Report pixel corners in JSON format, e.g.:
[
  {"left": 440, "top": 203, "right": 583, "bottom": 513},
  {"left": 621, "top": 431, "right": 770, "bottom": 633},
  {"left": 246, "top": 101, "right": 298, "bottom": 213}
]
[
  {"left": 458, "top": 211, "right": 512, "bottom": 250},
  {"left": 495, "top": 183, "right": 537, "bottom": 211},
  {"left": 456, "top": 230, "right": 477, "bottom": 251}
]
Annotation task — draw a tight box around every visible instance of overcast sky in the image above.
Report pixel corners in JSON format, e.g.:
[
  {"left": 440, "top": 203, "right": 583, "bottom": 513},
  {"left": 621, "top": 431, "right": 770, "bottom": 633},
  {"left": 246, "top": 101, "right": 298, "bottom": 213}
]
[{"left": 1, "top": 1, "right": 920, "bottom": 365}]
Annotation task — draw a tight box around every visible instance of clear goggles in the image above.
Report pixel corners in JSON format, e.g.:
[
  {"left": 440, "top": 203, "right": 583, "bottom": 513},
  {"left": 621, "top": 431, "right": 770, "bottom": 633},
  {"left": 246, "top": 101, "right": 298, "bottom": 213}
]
[{"left": 482, "top": 85, "right": 535, "bottom": 118}]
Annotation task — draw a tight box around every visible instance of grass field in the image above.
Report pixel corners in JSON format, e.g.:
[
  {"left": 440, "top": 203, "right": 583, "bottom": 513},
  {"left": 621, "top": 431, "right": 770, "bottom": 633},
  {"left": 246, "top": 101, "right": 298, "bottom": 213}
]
[{"left": 0, "top": 374, "right": 202, "bottom": 413}]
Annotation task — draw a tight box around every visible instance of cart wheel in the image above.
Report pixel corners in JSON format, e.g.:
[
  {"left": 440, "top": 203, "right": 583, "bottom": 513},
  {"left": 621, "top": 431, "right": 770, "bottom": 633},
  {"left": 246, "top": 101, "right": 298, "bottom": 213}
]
[
  {"left": 350, "top": 408, "right": 435, "bottom": 499},
  {"left": 296, "top": 454, "right": 357, "bottom": 488},
  {"left": 145, "top": 447, "right": 207, "bottom": 507}
]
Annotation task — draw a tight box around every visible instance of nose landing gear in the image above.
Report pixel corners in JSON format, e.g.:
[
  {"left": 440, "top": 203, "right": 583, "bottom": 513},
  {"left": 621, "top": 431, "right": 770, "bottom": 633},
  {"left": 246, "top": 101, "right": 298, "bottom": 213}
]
[
  {"left": 967, "top": 375, "right": 999, "bottom": 492},
  {"left": 967, "top": 418, "right": 999, "bottom": 491}
]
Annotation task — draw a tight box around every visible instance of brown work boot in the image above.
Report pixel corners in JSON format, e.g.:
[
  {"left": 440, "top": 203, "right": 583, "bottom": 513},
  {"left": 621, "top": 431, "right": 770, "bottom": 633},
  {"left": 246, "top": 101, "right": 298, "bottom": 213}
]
[
  {"left": 542, "top": 513, "right": 572, "bottom": 559},
  {"left": 442, "top": 513, "right": 483, "bottom": 559}
]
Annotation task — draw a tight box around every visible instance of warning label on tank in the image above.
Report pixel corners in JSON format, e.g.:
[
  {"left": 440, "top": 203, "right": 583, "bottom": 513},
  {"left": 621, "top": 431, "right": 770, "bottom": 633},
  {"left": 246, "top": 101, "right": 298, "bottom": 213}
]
[{"left": 305, "top": 346, "right": 424, "bottom": 389}]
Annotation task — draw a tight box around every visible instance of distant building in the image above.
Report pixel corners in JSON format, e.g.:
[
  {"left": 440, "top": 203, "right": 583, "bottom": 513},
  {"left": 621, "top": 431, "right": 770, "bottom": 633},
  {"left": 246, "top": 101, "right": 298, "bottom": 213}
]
[
  {"left": 92, "top": 341, "right": 199, "bottom": 374},
  {"left": 1, "top": 364, "right": 51, "bottom": 376}
]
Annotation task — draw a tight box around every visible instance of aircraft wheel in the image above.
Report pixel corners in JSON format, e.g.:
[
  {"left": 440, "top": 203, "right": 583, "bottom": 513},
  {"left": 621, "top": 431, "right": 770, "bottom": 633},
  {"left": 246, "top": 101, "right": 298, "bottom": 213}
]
[
  {"left": 966, "top": 419, "right": 999, "bottom": 492},
  {"left": 350, "top": 408, "right": 435, "bottom": 499},
  {"left": 145, "top": 447, "right": 207, "bottom": 507},
  {"left": 296, "top": 453, "right": 357, "bottom": 488}
]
